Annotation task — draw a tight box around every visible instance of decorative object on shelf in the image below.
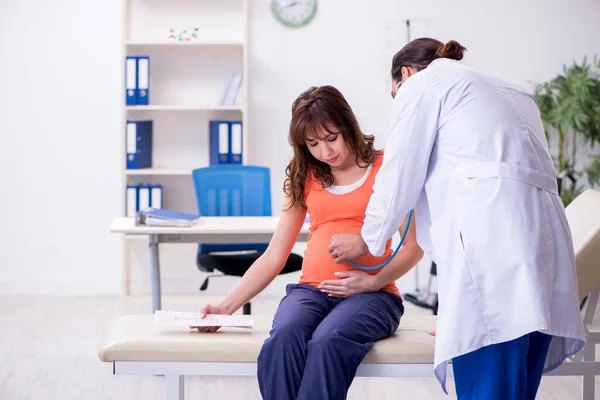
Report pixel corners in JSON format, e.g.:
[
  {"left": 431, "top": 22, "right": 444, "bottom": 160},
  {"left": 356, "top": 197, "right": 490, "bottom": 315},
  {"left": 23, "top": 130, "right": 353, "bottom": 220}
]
[
  {"left": 168, "top": 28, "right": 200, "bottom": 42},
  {"left": 271, "top": 0, "right": 317, "bottom": 28}
]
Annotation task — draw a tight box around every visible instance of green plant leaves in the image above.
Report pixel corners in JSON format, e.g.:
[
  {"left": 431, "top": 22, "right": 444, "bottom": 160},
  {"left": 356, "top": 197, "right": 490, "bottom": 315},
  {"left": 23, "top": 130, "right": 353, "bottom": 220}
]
[{"left": 534, "top": 57, "right": 600, "bottom": 205}]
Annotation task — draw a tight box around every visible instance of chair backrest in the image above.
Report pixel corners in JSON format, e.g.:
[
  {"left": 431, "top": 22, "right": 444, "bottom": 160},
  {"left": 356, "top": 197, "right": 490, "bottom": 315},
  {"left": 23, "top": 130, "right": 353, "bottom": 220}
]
[
  {"left": 192, "top": 165, "right": 272, "bottom": 254},
  {"left": 564, "top": 189, "right": 600, "bottom": 302}
]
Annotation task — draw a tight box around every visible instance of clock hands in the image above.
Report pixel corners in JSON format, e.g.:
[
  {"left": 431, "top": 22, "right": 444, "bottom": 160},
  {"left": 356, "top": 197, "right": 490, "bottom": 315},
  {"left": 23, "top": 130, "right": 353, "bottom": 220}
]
[{"left": 282, "top": 1, "right": 300, "bottom": 9}]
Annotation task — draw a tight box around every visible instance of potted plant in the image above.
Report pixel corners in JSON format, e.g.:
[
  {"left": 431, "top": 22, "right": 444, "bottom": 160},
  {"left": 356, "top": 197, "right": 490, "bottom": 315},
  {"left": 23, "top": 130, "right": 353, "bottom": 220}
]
[{"left": 533, "top": 57, "right": 600, "bottom": 205}]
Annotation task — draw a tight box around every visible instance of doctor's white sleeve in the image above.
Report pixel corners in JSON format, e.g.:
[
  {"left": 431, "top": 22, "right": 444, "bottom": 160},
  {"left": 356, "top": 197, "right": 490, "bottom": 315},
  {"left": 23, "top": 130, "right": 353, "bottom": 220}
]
[{"left": 362, "top": 75, "right": 441, "bottom": 256}]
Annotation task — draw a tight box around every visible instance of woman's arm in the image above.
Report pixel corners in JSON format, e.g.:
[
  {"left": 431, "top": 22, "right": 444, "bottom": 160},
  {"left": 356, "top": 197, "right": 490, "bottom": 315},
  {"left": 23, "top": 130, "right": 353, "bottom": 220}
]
[
  {"left": 319, "top": 212, "right": 423, "bottom": 297},
  {"left": 369, "top": 211, "right": 423, "bottom": 289},
  {"left": 194, "top": 194, "right": 306, "bottom": 333},
  {"left": 215, "top": 196, "right": 306, "bottom": 315}
]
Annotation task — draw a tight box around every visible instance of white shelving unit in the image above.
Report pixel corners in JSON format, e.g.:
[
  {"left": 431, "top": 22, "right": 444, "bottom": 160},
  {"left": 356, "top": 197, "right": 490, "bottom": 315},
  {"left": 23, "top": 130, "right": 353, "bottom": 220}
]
[
  {"left": 125, "top": 105, "right": 244, "bottom": 111},
  {"left": 124, "top": 168, "right": 192, "bottom": 176},
  {"left": 125, "top": 40, "right": 244, "bottom": 47},
  {"left": 120, "top": 0, "right": 249, "bottom": 295}
]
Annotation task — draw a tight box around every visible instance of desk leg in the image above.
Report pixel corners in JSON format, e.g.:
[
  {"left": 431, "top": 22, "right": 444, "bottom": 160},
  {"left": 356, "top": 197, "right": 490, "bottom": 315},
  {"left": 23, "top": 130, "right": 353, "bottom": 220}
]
[{"left": 149, "top": 234, "right": 161, "bottom": 312}]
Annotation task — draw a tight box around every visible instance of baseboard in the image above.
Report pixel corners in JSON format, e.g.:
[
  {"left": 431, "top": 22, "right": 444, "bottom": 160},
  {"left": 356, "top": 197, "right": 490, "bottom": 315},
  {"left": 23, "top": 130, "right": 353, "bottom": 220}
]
[{"left": 0, "top": 278, "right": 123, "bottom": 296}]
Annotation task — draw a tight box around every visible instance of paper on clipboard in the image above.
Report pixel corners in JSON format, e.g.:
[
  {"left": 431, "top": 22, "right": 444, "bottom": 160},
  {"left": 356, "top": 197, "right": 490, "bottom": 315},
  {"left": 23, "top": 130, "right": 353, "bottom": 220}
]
[{"left": 155, "top": 310, "right": 253, "bottom": 329}]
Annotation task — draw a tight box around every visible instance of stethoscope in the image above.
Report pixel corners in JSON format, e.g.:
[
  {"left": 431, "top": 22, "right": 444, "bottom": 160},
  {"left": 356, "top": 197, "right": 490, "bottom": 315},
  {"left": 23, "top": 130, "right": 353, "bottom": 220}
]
[
  {"left": 349, "top": 210, "right": 413, "bottom": 271},
  {"left": 348, "top": 78, "right": 411, "bottom": 271}
]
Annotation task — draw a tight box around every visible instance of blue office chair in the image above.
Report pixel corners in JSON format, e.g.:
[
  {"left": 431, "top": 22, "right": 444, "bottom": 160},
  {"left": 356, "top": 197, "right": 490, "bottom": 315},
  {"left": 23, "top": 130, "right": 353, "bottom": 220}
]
[{"left": 191, "top": 165, "right": 303, "bottom": 315}]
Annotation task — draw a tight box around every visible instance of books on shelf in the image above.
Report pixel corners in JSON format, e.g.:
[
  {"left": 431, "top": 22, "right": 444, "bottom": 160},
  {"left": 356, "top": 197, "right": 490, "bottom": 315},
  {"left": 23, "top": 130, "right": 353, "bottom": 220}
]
[
  {"left": 219, "top": 74, "right": 242, "bottom": 106},
  {"left": 135, "top": 208, "right": 202, "bottom": 227}
]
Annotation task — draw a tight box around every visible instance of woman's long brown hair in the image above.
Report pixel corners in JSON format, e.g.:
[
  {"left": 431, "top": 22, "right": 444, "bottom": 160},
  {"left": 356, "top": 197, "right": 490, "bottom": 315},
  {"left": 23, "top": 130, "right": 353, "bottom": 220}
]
[{"left": 283, "top": 85, "right": 377, "bottom": 211}]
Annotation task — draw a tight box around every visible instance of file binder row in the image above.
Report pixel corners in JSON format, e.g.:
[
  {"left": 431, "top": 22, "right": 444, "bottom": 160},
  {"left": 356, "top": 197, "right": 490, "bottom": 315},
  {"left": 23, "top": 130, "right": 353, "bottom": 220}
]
[
  {"left": 220, "top": 74, "right": 242, "bottom": 106},
  {"left": 125, "top": 56, "right": 150, "bottom": 106},
  {"left": 209, "top": 120, "right": 243, "bottom": 165},
  {"left": 126, "top": 120, "right": 153, "bottom": 169},
  {"left": 127, "top": 183, "right": 163, "bottom": 217}
]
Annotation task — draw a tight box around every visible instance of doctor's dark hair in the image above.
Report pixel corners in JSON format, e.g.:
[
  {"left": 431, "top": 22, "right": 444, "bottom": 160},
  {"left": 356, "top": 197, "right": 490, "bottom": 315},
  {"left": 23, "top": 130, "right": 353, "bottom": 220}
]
[
  {"left": 283, "top": 85, "right": 377, "bottom": 211},
  {"left": 391, "top": 38, "right": 467, "bottom": 80}
]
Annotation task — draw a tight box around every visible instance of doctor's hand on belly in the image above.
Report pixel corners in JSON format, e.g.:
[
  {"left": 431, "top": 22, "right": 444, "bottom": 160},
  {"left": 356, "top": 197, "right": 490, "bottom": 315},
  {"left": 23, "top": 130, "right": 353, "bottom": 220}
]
[
  {"left": 327, "top": 233, "right": 368, "bottom": 264},
  {"left": 318, "top": 270, "right": 378, "bottom": 298}
]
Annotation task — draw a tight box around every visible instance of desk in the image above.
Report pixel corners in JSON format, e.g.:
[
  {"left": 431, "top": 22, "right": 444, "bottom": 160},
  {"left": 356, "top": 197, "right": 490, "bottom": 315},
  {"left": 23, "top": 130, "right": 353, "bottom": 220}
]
[{"left": 111, "top": 217, "right": 310, "bottom": 312}]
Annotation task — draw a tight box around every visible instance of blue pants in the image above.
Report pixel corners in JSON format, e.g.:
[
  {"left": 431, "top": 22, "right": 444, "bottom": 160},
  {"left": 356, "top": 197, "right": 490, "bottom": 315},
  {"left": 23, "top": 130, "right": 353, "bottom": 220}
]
[
  {"left": 452, "top": 331, "right": 553, "bottom": 399},
  {"left": 257, "top": 283, "right": 404, "bottom": 400}
]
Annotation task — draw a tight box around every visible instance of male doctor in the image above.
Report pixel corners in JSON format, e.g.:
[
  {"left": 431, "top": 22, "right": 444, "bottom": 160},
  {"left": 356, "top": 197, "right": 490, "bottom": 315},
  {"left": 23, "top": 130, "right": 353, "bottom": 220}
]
[{"left": 327, "top": 37, "right": 585, "bottom": 399}]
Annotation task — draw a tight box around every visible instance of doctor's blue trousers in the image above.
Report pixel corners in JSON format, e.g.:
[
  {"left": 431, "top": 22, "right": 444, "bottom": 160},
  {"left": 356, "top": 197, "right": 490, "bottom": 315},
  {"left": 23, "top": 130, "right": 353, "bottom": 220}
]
[
  {"left": 452, "top": 331, "right": 553, "bottom": 399},
  {"left": 257, "top": 283, "right": 404, "bottom": 400}
]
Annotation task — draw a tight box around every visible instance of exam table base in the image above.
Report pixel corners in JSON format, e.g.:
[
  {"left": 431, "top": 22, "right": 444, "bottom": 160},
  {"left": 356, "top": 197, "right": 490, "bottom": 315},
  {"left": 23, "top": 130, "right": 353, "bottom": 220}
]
[
  {"left": 113, "top": 361, "right": 454, "bottom": 400},
  {"left": 112, "top": 357, "right": 600, "bottom": 400}
]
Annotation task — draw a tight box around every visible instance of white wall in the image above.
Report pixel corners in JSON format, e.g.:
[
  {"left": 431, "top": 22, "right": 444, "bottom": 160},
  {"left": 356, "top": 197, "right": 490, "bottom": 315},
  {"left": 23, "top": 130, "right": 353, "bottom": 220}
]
[
  {"left": 0, "top": 0, "right": 124, "bottom": 295},
  {"left": 1, "top": 0, "right": 599, "bottom": 297}
]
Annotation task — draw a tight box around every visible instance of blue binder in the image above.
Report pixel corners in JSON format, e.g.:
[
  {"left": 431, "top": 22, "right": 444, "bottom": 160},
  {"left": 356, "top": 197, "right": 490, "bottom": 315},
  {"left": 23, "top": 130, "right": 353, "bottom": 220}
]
[
  {"left": 136, "top": 56, "right": 150, "bottom": 106},
  {"left": 126, "top": 120, "right": 153, "bottom": 169},
  {"left": 150, "top": 184, "right": 163, "bottom": 209},
  {"left": 209, "top": 120, "right": 231, "bottom": 165},
  {"left": 229, "top": 121, "right": 243, "bottom": 164},
  {"left": 136, "top": 208, "right": 202, "bottom": 227},
  {"left": 126, "top": 184, "right": 139, "bottom": 216},
  {"left": 125, "top": 56, "right": 138, "bottom": 105},
  {"left": 138, "top": 183, "right": 151, "bottom": 210}
]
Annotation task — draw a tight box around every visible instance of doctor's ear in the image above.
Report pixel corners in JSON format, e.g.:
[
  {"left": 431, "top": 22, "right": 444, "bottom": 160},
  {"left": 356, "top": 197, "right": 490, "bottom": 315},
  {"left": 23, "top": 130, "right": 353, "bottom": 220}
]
[{"left": 401, "top": 66, "right": 417, "bottom": 80}]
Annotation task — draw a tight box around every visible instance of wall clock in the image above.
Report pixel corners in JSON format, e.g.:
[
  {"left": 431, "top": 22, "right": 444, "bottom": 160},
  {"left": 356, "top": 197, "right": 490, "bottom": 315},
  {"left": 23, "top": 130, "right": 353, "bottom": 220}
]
[{"left": 271, "top": 0, "right": 317, "bottom": 28}]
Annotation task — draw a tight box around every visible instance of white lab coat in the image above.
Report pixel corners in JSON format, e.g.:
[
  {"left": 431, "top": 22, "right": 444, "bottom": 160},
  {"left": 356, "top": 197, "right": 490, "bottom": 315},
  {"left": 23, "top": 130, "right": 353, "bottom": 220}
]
[{"left": 362, "top": 58, "right": 586, "bottom": 392}]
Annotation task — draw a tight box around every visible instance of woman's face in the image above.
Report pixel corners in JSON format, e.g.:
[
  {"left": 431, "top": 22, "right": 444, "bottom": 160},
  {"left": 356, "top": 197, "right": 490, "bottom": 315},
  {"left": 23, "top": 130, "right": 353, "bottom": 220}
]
[{"left": 305, "top": 124, "right": 351, "bottom": 169}]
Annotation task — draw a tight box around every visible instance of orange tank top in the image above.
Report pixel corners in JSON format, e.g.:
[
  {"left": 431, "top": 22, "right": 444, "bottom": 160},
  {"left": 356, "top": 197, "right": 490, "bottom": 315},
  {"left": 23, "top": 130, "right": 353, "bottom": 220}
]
[{"left": 299, "top": 151, "right": 400, "bottom": 297}]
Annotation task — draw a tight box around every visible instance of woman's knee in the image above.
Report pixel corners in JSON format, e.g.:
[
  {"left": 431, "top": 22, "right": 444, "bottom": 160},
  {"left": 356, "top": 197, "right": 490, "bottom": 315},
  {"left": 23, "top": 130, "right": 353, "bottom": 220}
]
[
  {"left": 307, "top": 329, "right": 347, "bottom": 354},
  {"left": 260, "top": 322, "right": 309, "bottom": 355}
]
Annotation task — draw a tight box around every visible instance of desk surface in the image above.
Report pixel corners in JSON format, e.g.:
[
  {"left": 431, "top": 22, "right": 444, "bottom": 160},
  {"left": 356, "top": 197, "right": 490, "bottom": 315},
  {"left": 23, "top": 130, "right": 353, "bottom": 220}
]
[{"left": 111, "top": 216, "right": 311, "bottom": 235}]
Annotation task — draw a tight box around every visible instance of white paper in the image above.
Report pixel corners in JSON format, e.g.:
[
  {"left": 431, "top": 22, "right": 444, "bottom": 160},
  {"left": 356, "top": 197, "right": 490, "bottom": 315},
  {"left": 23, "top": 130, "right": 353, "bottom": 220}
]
[{"left": 155, "top": 311, "right": 253, "bottom": 329}]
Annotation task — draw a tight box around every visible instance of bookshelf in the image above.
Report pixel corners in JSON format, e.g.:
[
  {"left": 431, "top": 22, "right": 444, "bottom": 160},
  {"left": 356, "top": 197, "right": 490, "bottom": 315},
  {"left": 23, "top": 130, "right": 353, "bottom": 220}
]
[
  {"left": 125, "top": 105, "right": 244, "bottom": 111},
  {"left": 125, "top": 40, "right": 244, "bottom": 47},
  {"left": 120, "top": 0, "right": 249, "bottom": 295},
  {"left": 124, "top": 168, "right": 192, "bottom": 176}
]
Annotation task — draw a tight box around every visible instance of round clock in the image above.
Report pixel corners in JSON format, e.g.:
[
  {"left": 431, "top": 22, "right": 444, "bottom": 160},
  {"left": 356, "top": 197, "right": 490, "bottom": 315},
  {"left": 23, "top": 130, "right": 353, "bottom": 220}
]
[{"left": 271, "top": 0, "right": 317, "bottom": 28}]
